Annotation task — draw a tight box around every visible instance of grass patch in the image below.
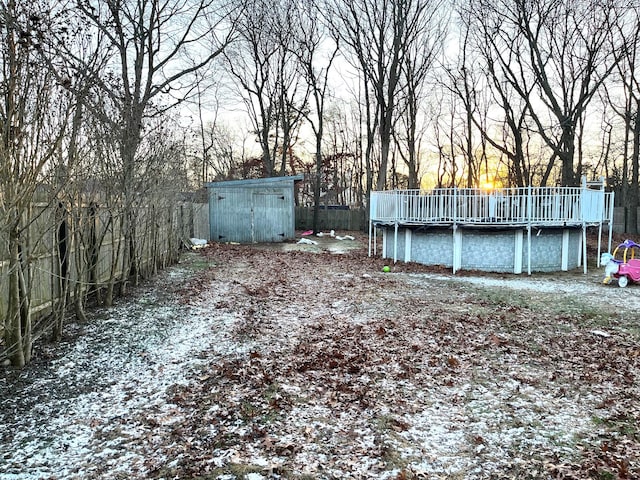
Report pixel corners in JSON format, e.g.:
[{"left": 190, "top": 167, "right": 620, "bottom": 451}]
[
  {"left": 227, "top": 463, "right": 269, "bottom": 477},
  {"left": 603, "top": 415, "right": 640, "bottom": 438},
  {"left": 372, "top": 414, "right": 412, "bottom": 470},
  {"left": 186, "top": 464, "right": 269, "bottom": 479},
  {"left": 595, "top": 471, "right": 616, "bottom": 480},
  {"left": 187, "top": 464, "right": 319, "bottom": 480},
  {"left": 379, "top": 442, "right": 406, "bottom": 470},
  {"left": 179, "top": 251, "right": 216, "bottom": 271},
  {"left": 467, "top": 285, "right": 613, "bottom": 324}
]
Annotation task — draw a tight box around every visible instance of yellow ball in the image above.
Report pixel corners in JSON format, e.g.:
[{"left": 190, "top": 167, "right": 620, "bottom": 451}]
[{"left": 382, "top": 265, "right": 390, "bottom": 273}]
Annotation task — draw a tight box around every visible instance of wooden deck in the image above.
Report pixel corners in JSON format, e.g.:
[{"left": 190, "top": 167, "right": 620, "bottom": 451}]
[
  {"left": 368, "top": 180, "right": 615, "bottom": 274},
  {"left": 370, "top": 184, "right": 614, "bottom": 229}
]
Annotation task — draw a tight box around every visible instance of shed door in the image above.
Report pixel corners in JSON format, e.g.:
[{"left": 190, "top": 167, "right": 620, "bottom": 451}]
[
  {"left": 252, "top": 191, "right": 289, "bottom": 242},
  {"left": 211, "top": 188, "right": 247, "bottom": 242}
]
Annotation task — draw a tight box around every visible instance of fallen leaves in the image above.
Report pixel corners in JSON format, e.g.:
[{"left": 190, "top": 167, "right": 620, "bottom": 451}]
[
  {"left": 143, "top": 241, "right": 639, "bottom": 478},
  {"left": 2, "top": 234, "right": 639, "bottom": 479}
]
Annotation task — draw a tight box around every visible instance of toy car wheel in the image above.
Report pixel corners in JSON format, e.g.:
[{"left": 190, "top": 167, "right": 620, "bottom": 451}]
[{"left": 618, "top": 275, "right": 629, "bottom": 288}]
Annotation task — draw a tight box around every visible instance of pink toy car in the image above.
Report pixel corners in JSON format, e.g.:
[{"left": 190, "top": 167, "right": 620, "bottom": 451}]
[{"left": 601, "top": 239, "right": 640, "bottom": 288}]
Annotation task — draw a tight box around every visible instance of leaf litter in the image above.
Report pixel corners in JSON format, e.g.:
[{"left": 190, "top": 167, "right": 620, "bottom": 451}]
[{"left": 1, "top": 232, "right": 638, "bottom": 479}]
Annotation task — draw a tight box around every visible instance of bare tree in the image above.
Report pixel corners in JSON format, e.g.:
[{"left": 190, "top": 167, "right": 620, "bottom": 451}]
[
  {"left": 328, "top": 0, "right": 448, "bottom": 194},
  {"left": 272, "top": 1, "right": 309, "bottom": 177},
  {"left": 394, "top": 0, "right": 446, "bottom": 189},
  {"left": 454, "top": 1, "right": 535, "bottom": 187},
  {"left": 223, "top": 0, "right": 279, "bottom": 177},
  {"left": 430, "top": 87, "right": 456, "bottom": 187},
  {"left": 290, "top": 2, "right": 339, "bottom": 232},
  {"left": 193, "top": 68, "right": 223, "bottom": 184},
  {"left": 317, "top": 103, "right": 364, "bottom": 207},
  {"left": 198, "top": 120, "right": 249, "bottom": 180},
  {"left": 602, "top": 4, "right": 640, "bottom": 232},
  {"left": 72, "top": 0, "right": 235, "bottom": 295},
  {"left": 224, "top": 0, "right": 307, "bottom": 178},
  {"left": 474, "top": 0, "right": 619, "bottom": 187},
  {"left": 443, "top": 20, "right": 480, "bottom": 189},
  {"left": 1, "top": 0, "right": 74, "bottom": 366},
  {"left": 328, "top": 0, "right": 404, "bottom": 191}
]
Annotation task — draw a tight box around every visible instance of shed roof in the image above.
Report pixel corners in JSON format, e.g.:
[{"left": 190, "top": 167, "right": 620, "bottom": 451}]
[{"left": 205, "top": 175, "right": 304, "bottom": 189}]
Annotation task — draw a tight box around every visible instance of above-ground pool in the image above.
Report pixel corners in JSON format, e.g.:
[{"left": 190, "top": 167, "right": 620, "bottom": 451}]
[{"left": 375, "top": 225, "right": 586, "bottom": 274}]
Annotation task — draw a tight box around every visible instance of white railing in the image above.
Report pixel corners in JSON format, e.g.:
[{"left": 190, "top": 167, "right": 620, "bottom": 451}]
[{"left": 370, "top": 186, "right": 614, "bottom": 226}]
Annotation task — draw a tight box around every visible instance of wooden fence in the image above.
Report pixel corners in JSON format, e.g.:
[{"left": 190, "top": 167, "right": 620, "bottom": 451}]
[
  {"left": 295, "top": 206, "right": 367, "bottom": 232},
  {"left": 0, "top": 201, "right": 208, "bottom": 338}
]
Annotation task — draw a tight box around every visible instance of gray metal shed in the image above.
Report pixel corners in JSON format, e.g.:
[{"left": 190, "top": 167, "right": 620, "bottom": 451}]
[{"left": 206, "top": 175, "right": 303, "bottom": 243}]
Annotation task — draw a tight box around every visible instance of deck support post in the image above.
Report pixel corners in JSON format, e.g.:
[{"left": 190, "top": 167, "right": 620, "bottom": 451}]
[
  {"left": 527, "top": 226, "right": 532, "bottom": 275},
  {"left": 514, "top": 230, "right": 523, "bottom": 274},
  {"left": 404, "top": 229, "right": 412, "bottom": 263},
  {"left": 452, "top": 226, "right": 462, "bottom": 273},
  {"left": 606, "top": 190, "right": 615, "bottom": 255},
  {"left": 393, "top": 222, "right": 398, "bottom": 264},
  {"left": 562, "top": 229, "right": 570, "bottom": 271},
  {"left": 581, "top": 223, "right": 587, "bottom": 274},
  {"left": 597, "top": 221, "right": 602, "bottom": 267},
  {"left": 527, "top": 185, "right": 532, "bottom": 275},
  {"left": 374, "top": 226, "right": 378, "bottom": 257},
  {"left": 382, "top": 228, "right": 387, "bottom": 259}
]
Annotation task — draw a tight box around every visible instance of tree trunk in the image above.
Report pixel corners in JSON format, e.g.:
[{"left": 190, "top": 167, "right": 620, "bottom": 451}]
[
  {"left": 312, "top": 154, "right": 322, "bottom": 234},
  {"left": 560, "top": 124, "right": 577, "bottom": 186},
  {"left": 628, "top": 100, "right": 640, "bottom": 234},
  {"left": 377, "top": 131, "right": 391, "bottom": 191},
  {"left": 52, "top": 210, "right": 70, "bottom": 342},
  {"left": 74, "top": 282, "right": 88, "bottom": 323},
  {"left": 18, "top": 251, "right": 32, "bottom": 365},
  {"left": 104, "top": 211, "right": 125, "bottom": 307},
  {"left": 5, "top": 221, "right": 32, "bottom": 367},
  {"left": 6, "top": 228, "right": 25, "bottom": 367}
]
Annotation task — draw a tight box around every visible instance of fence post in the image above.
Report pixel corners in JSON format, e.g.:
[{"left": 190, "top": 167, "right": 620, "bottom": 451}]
[{"left": 527, "top": 185, "right": 532, "bottom": 275}]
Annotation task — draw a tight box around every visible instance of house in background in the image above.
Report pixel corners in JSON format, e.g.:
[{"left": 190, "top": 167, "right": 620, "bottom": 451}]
[{"left": 206, "top": 176, "right": 303, "bottom": 243}]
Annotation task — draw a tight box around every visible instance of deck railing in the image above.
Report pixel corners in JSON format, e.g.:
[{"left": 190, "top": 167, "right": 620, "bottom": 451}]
[{"left": 370, "top": 186, "right": 614, "bottom": 227}]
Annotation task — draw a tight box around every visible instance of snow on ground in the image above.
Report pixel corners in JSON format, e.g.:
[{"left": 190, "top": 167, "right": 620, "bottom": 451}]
[
  {"left": 1, "top": 269, "right": 224, "bottom": 479},
  {"left": 407, "top": 269, "right": 640, "bottom": 322},
  {"left": 1, "top": 243, "right": 638, "bottom": 479}
]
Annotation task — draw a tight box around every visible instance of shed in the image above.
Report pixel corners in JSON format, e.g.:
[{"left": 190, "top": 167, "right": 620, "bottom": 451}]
[{"left": 206, "top": 175, "right": 303, "bottom": 243}]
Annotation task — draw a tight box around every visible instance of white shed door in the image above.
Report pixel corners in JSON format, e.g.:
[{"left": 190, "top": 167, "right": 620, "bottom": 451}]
[{"left": 252, "top": 191, "right": 289, "bottom": 242}]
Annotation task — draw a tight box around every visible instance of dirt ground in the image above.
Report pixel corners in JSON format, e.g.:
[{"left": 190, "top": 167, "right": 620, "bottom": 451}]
[{"left": 1, "top": 230, "right": 639, "bottom": 479}]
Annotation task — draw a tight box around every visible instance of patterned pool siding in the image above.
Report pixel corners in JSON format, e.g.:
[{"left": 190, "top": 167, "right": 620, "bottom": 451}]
[{"left": 380, "top": 227, "right": 584, "bottom": 273}]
